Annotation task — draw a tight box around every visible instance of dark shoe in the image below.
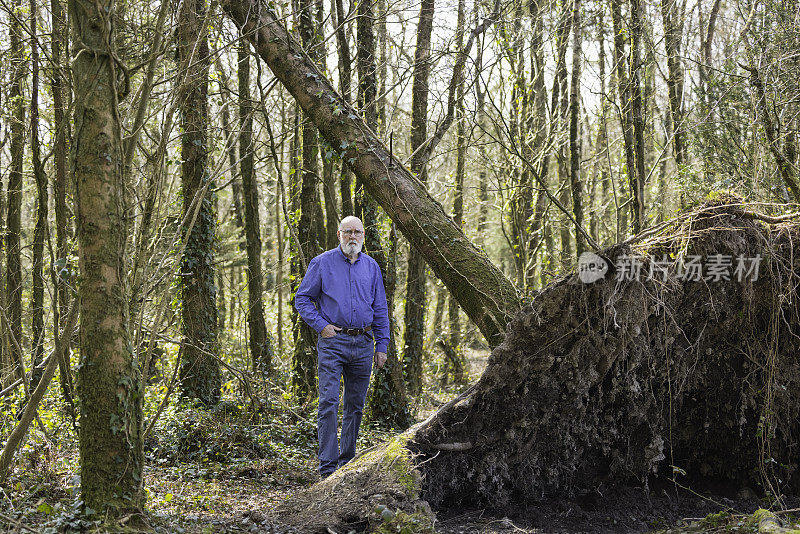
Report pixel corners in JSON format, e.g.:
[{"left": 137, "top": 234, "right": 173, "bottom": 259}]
[{"left": 320, "top": 471, "right": 334, "bottom": 480}]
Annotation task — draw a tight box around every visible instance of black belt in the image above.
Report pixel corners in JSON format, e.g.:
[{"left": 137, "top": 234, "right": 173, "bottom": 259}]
[{"left": 340, "top": 326, "right": 372, "bottom": 336}]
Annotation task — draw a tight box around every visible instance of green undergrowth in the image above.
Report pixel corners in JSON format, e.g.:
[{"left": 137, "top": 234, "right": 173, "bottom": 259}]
[{"left": 654, "top": 508, "right": 800, "bottom": 533}]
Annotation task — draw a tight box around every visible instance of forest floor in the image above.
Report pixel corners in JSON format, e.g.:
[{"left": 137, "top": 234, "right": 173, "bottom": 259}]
[{"left": 2, "top": 347, "right": 798, "bottom": 533}]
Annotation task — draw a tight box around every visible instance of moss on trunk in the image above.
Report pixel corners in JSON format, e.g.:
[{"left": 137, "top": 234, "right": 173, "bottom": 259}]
[{"left": 71, "top": 0, "right": 144, "bottom": 514}]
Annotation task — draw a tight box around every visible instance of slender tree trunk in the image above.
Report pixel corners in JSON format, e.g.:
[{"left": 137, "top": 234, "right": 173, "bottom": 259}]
[
  {"left": 30, "top": 0, "right": 48, "bottom": 389},
  {"left": 446, "top": 0, "right": 467, "bottom": 385},
  {"left": 178, "top": 0, "right": 221, "bottom": 406},
  {"left": 276, "top": 167, "right": 284, "bottom": 356},
  {"left": 223, "top": 0, "right": 522, "bottom": 347},
  {"left": 334, "top": 0, "right": 354, "bottom": 217},
  {"left": 358, "top": 0, "right": 410, "bottom": 425},
  {"left": 6, "top": 0, "right": 26, "bottom": 383},
  {"left": 218, "top": 270, "right": 226, "bottom": 331},
  {"left": 292, "top": 0, "right": 325, "bottom": 399},
  {"left": 377, "top": 0, "right": 387, "bottom": 131},
  {"left": 51, "top": 0, "right": 76, "bottom": 420},
  {"left": 661, "top": 0, "right": 685, "bottom": 170},
  {"left": 501, "top": 7, "right": 527, "bottom": 288},
  {"left": 367, "top": 223, "right": 411, "bottom": 428},
  {"left": 554, "top": 0, "right": 573, "bottom": 265},
  {"left": 629, "top": 0, "right": 647, "bottom": 230},
  {"left": 70, "top": 0, "right": 144, "bottom": 512},
  {"left": 744, "top": 64, "right": 800, "bottom": 202},
  {"left": 598, "top": 7, "right": 612, "bottom": 234},
  {"left": 315, "top": 0, "right": 339, "bottom": 249},
  {"left": 475, "top": 30, "right": 489, "bottom": 242},
  {"left": 238, "top": 43, "right": 274, "bottom": 376},
  {"left": 403, "top": 0, "right": 435, "bottom": 394},
  {"left": 569, "top": 0, "right": 584, "bottom": 256},
  {"left": 524, "top": 0, "right": 549, "bottom": 284},
  {"left": 430, "top": 282, "right": 447, "bottom": 343},
  {"left": 610, "top": 0, "right": 641, "bottom": 233}
]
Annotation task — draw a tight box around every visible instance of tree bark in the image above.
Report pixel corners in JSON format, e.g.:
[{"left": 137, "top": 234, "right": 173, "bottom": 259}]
[
  {"left": 333, "top": 0, "right": 354, "bottom": 217},
  {"left": 743, "top": 64, "right": 800, "bottom": 202},
  {"left": 402, "top": 0, "right": 435, "bottom": 394},
  {"left": 178, "top": 0, "right": 221, "bottom": 406},
  {"left": 502, "top": 4, "right": 529, "bottom": 289},
  {"left": 524, "top": 0, "right": 549, "bottom": 285},
  {"left": 50, "top": 0, "right": 76, "bottom": 421},
  {"left": 610, "top": 0, "right": 642, "bottom": 233},
  {"left": 569, "top": 0, "right": 584, "bottom": 256},
  {"left": 629, "top": 0, "right": 647, "bottom": 230},
  {"left": 6, "top": 0, "right": 26, "bottom": 383},
  {"left": 357, "top": 0, "right": 410, "bottom": 425},
  {"left": 554, "top": 0, "right": 573, "bottom": 265},
  {"left": 70, "top": 0, "right": 144, "bottom": 512},
  {"left": 221, "top": 0, "right": 522, "bottom": 348},
  {"left": 661, "top": 0, "right": 685, "bottom": 169},
  {"left": 291, "top": 0, "right": 325, "bottom": 399},
  {"left": 446, "top": 0, "right": 467, "bottom": 385},
  {"left": 30, "top": 0, "right": 48, "bottom": 389},
  {"left": 475, "top": 31, "right": 489, "bottom": 242},
  {"left": 239, "top": 43, "right": 274, "bottom": 376}
]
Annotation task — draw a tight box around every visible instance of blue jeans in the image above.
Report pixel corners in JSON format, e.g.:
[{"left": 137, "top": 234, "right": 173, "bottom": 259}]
[{"left": 316, "top": 332, "right": 373, "bottom": 475}]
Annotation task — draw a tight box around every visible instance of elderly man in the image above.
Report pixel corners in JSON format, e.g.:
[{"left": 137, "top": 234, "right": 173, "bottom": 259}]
[{"left": 295, "top": 216, "right": 389, "bottom": 478}]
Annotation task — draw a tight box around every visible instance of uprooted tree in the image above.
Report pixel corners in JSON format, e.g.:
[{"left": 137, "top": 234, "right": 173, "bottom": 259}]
[
  {"left": 277, "top": 204, "right": 800, "bottom": 531},
  {"left": 219, "top": 1, "right": 800, "bottom": 529}
]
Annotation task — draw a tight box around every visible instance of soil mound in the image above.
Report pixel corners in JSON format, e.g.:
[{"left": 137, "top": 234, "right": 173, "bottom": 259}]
[{"left": 411, "top": 202, "right": 800, "bottom": 508}]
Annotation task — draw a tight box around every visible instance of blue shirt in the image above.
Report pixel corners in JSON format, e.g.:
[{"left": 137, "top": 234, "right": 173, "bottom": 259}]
[{"left": 295, "top": 247, "right": 390, "bottom": 354}]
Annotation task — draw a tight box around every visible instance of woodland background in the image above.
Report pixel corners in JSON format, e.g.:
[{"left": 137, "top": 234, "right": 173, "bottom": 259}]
[{"left": 0, "top": 0, "right": 798, "bottom": 527}]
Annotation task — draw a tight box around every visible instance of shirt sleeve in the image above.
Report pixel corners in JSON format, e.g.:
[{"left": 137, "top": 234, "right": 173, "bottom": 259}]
[
  {"left": 371, "top": 263, "right": 390, "bottom": 354},
  {"left": 294, "top": 257, "right": 330, "bottom": 333}
]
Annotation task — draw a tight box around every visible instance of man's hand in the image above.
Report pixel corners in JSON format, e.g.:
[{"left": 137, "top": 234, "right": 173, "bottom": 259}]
[
  {"left": 320, "top": 324, "right": 341, "bottom": 338},
  {"left": 374, "top": 352, "right": 387, "bottom": 369}
]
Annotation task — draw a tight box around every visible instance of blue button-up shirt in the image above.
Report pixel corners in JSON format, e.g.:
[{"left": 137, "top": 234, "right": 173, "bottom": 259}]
[{"left": 295, "top": 246, "right": 390, "bottom": 354}]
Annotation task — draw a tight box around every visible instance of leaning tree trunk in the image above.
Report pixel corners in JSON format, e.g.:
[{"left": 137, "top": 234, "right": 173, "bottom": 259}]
[
  {"left": 70, "top": 0, "right": 144, "bottom": 514},
  {"left": 221, "top": 0, "right": 521, "bottom": 348}
]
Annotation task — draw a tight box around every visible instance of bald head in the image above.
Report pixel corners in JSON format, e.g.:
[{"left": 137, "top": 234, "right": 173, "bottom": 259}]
[
  {"left": 338, "top": 216, "right": 365, "bottom": 260},
  {"left": 338, "top": 216, "right": 363, "bottom": 232}
]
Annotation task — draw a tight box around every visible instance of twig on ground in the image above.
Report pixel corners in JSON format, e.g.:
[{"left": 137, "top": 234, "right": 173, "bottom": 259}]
[{"left": 0, "top": 511, "right": 39, "bottom": 533}]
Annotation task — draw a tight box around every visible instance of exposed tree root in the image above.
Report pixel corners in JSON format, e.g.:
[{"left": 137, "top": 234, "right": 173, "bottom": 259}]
[{"left": 280, "top": 202, "right": 800, "bottom": 532}]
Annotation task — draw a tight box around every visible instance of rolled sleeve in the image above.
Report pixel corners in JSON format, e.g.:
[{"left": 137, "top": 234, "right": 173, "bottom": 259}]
[
  {"left": 294, "top": 258, "right": 329, "bottom": 333},
  {"left": 371, "top": 266, "right": 390, "bottom": 354}
]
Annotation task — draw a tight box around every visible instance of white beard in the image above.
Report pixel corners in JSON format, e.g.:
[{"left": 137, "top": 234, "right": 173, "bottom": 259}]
[{"left": 342, "top": 241, "right": 363, "bottom": 256}]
